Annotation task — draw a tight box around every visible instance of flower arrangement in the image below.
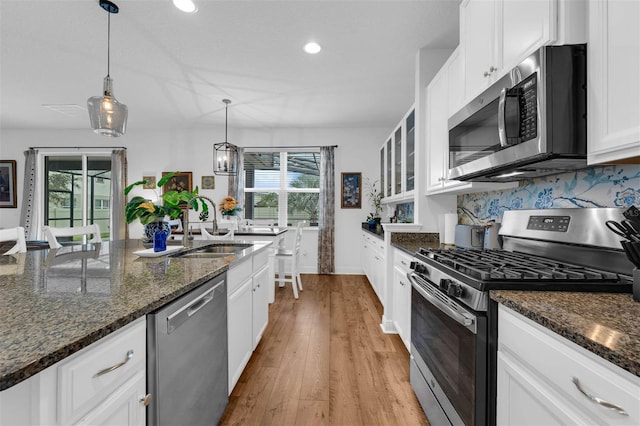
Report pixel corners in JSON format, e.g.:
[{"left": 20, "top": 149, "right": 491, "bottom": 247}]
[
  {"left": 365, "top": 178, "right": 383, "bottom": 222},
  {"left": 219, "top": 196, "right": 242, "bottom": 216},
  {"left": 124, "top": 172, "right": 208, "bottom": 225}
]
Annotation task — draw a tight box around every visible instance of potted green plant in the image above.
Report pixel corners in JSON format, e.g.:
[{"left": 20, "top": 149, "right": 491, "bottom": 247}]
[
  {"left": 124, "top": 172, "right": 208, "bottom": 241},
  {"left": 365, "top": 178, "right": 383, "bottom": 229}
]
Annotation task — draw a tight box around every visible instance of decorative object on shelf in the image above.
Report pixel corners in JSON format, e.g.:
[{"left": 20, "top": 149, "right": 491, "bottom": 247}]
[
  {"left": 0, "top": 160, "right": 17, "bottom": 208},
  {"left": 147, "top": 221, "right": 171, "bottom": 249},
  {"left": 142, "top": 175, "right": 156, "bottom": 189},
  {"left": 161, "top": 171, "right": 192, "bottom": 194},
  {"left": 341, "top": 172, "right": 362, "bottom": 209},
  {"left": 87, "top": 0, "right": 128, "bottom": 137},
  {"left": 219, "top": 196, "right": 242, "bottom": 217},
  {"left": 365, "top": 178, "right": 383, "bottom": 227},
  {"left": 214, "top": 99, "right": 239, "bottom": 176},
  {"left": 201, "top": 175, "right": 215, "bottom": 189},
  {"left": 124, "top": 172, "right": 209, "bottom": 242}
]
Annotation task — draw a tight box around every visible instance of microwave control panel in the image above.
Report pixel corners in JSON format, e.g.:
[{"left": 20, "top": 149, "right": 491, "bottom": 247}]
[{"left": 516, "top": 73, "right": 537, "bottom": 142}]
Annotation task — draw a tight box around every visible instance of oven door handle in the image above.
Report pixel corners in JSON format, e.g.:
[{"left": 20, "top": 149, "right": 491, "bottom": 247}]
[{"left": 407, "top": 272, "right": 477, "bottom": 334}]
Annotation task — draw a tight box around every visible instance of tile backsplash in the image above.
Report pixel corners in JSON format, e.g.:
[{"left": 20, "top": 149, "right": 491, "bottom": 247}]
[{"left": 458, "top": 165, "right": 640, "bottom": 224}]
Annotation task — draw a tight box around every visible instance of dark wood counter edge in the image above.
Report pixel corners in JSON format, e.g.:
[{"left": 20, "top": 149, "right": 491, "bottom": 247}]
[
  {"left": 490, "top": 292, "right": 640, "bottom": 377},
  {"left": 0, "top": 266, "right": 230, "bottom": 392}
]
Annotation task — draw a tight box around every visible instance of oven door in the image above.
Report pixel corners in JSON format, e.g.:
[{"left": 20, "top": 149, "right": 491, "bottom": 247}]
[{"left": 408, "top": 271, "right": 487, "bottom": 426}]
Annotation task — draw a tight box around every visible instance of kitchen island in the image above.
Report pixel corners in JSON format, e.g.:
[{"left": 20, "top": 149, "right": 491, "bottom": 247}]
[{"left": 0, "top": 238, "right": 272, "bottom": 392}]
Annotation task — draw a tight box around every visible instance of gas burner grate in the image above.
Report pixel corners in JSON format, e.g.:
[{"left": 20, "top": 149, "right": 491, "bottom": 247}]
[{"left": 421, "top": 248, "right": 620, "bottom": 282}]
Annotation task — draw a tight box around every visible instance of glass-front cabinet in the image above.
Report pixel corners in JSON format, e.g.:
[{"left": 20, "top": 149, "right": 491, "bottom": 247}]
[
  {"left": 405, "top": 110, "right": 415, "bottom": 192},
  {"left": 379, "top": 106, "right": 416, "bottom": 203}
]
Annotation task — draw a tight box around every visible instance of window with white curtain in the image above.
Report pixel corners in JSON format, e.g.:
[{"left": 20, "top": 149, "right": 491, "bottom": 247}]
[{"left": 243, "top": 150, "right": 320, "bottom": 226}]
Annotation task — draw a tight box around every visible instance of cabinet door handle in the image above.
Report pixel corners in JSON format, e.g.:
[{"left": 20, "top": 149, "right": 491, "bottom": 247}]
[
  {"left": 571, "top": 377, "right": 628, "bottom": 416},
  {"left": 400, "top": 260, "right": 408, "bottom": 266},
  {"left": 400, "top": 280, "right": 406, "bottom": 286},
  {"left": 94, "top": 350, "right": 134, "bottom": 377},
  {"left": 139, "top": 393, "right": 152, "bottom": 407}
]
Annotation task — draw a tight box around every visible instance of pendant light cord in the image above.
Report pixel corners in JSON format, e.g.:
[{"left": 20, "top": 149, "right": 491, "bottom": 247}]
[
  {"left": 224, "top": 102, "right": 228, "bottom": 142},
  {"left": 107, "top": 10, "right": 111, "bottom": 77}
]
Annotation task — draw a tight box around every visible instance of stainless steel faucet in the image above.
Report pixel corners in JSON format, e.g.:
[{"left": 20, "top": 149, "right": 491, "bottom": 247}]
[{"left": 182, "top": 195, "right": 217, "bottom": 246}]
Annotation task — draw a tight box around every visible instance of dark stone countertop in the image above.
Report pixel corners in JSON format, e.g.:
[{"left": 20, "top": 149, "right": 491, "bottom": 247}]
[
  {"left": 0, "top": 239, "right": 271, "bottom": 391},
  {"left": 491, "top": 290, "right": 640, "bottom": 377}
]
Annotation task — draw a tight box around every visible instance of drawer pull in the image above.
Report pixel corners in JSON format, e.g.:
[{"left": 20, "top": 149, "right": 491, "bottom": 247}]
[
  {"left": 94, "top": 350, "right": 134, "bottom": 377},
  {"left": 139, "top": 393, "right": 152, "bottom": 407},
  {"left": 571, "top": 377, "right": 628, "bottom": 416},
  {"left": 401, "top": 260, "right": 408, "bottom": 266}
]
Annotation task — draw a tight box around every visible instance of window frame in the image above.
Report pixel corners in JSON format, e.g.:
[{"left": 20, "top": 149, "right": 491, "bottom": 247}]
[{"left": 243, "top": 150, "right": 320, "bottom": 227}]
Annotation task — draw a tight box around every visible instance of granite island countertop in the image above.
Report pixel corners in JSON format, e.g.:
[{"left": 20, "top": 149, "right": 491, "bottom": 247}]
[
  {"left": 0, "top": 238, "right": 271, "bottom": 391},
  {"left": 491, "top": 290, "right": 640, "bottom": 377}
]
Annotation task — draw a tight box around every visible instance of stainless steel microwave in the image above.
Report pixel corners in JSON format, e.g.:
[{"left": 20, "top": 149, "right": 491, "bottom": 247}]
[{"left": 448, "top": 44, "right": 587, "bottom": 182}]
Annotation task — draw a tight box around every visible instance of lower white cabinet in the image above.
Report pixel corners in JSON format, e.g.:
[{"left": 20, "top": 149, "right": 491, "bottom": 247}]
[
  {"left": 227, "top": 248, "right": 270, "bottom": 393},
  {"left": 497, "top": 305, "right": 640, "bottom": 425},
  {"left": 392, "top": 248, "right": 412, "bottom": 351},
  {"left": 361, "top": 231, "right": 385, "bottom": 305},
  {"left": 0, "top": 317, "right": 147, "bottom": 426}
]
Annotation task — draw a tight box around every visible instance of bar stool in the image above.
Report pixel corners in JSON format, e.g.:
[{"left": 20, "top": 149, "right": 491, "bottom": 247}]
[
  {"left": 274, "top": 221, "right": 304, "bottom": 298},
  {"left": 0, "top": 226, "right": 27, "bottom": 255},
  {"left": 43, "top": 224, "right": 102, "bottom": 249}
]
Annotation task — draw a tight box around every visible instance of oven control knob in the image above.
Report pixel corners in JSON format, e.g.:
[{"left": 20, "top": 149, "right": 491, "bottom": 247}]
[
  {"left": 439, "top": 278, "right": 451, "bottom": 292},
  {"left": 447, "top": 283, "right": 464, "bottom": 298},
  {"left": 410, "top": 261, "right": 428, "bottom": 275}
]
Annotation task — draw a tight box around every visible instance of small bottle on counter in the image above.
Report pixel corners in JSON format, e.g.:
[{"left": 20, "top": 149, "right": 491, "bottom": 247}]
[{"left": 153, "top": 229, "right": 168, "bottom": 252}]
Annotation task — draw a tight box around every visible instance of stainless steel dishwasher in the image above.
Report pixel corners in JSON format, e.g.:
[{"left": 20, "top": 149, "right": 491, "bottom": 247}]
[{"left": 147, "top": 272, "right": 228, "bottom": 425}]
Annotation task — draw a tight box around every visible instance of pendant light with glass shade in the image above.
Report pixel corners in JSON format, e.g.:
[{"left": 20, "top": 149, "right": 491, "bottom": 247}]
[
  {"left": 214, "top": 99, "right": 239, "bottom": 176},
  {"left": 87, "top": 0, "right": 128, "bottom": 137}
]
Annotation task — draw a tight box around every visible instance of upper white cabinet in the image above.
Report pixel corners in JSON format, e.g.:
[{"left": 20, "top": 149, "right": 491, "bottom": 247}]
[
  {"left": 381, "top": 106, "right": 416, "bottom": 203},
  {"left": 587, "top": 0, "right": 640, "bottom": 164},
  {"left": 461, "top": 0, "right": 584, "bottom": 103}
]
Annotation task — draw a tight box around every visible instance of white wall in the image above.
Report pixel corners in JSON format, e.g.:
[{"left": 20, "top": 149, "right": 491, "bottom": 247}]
[{"left": 0, "top": 125, "right": 385, "bottom": 274}]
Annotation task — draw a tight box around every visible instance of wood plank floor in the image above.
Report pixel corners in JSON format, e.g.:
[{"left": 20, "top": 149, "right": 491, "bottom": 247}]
[{"left": 219, "top": 274, "right": 429, "bottom": 426}]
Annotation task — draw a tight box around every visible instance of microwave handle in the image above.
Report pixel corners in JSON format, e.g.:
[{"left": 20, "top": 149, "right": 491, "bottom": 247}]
[{"left": 498, "top": 87, "right": 508, "bottom": 147}]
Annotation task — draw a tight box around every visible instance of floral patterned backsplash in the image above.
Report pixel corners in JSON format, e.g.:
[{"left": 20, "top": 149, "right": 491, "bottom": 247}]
[{"left": 458, "top": 165, "right": 640, "bottom": 224}]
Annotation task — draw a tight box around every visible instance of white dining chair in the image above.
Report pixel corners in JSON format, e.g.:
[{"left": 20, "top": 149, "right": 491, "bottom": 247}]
[
  {"left": 0, "top": 226, "right": 27, "bottom": 255},
  {"left": 43, "top": 224, "right": 102, "bottom": 249},
  {"left": 274, "top": 221, "right": 304, "bottom": 298},
  {"left": 201, "top": 225, "right": 234, "bottom": 240}
]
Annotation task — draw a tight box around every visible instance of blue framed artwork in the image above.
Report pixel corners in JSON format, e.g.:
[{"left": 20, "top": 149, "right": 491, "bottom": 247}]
[{"left": 341, "top": 172, "right": 362, "bottom": 209}]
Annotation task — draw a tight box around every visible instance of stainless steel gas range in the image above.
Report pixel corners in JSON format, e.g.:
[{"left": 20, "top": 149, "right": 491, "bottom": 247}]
[{"left": 408, "top": 208, "right": 634, "bottom": 426}]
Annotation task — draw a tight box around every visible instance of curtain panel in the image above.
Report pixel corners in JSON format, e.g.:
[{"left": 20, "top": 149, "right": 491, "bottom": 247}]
[
  {"left": 20, "top": 149, "right": 39, "bottom": 240},
  {"left": 110, "top": 149, "right": 127, "bottom": 240},
  {"left": 318, "top": 146, "right": 335, "bottom": 274}
]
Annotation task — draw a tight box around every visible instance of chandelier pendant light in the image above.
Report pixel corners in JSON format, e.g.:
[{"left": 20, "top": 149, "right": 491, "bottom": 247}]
[
  {"left": 214, "top": 99, "right": 239, "bottom": 176},
  {"left": 87, "top": 0, "right": 128, "bottom": 137}
]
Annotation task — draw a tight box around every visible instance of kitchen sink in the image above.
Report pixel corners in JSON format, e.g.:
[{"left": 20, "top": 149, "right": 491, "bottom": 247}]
[{"left": 171, "top": 242, "right": 253, "bottom": 259}]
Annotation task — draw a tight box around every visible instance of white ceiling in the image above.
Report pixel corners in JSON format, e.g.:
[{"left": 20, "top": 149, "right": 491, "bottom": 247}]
[{"left": 0, "top": 0, "right": 459, "bottom": 132}]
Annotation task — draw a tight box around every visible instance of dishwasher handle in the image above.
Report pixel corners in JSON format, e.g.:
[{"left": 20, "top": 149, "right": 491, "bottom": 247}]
[{"left": 166, "top": 281, "right": 223, "bottom": 334}]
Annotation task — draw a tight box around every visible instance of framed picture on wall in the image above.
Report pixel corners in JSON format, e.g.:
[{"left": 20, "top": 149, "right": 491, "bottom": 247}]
[
  {"left": 162, "top": 171, "right": 192, "bottom": 193},
  {"left": 341, "top": 172, "right": 362, "bottom": 209},
  {"left": 0, "top": 160, "right": 17, "bottom": 208}
]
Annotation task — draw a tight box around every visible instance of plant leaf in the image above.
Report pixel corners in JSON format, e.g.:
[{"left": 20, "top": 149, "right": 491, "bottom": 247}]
[{"left": 157, "top": 171, "right": 179, "bottom": 188}]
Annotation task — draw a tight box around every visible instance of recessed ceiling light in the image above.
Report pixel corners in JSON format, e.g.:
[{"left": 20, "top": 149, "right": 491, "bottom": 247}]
[
  {"left": 304, "top": 42, "right": 322, "bottom": 54},
  {"left": 173, "top": 0, "right": 198, "bottom": 13}
]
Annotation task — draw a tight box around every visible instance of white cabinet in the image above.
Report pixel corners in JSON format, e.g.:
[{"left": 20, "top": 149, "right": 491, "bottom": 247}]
[
  {"left": 392, "top": 248, "right": 412, "bottom": 351},
  {"left": 252, "top": 254, "right": 269, "bottom": 349},
  {"left": 497, "top": 305, "right": 640, "bottom": 425},
  {"left": 362, "top": 231, "right": 385, "bottom": 305},
  {"left": 587, "top": 0, "right": 640, "bottom": 164},
  {"left": 0, "top": 318, "right": 147, "bottom": 426},
  {"left": 380, "top": 107, "right": 416, "bottom": 203},
  {"left": 227, "top": 248, "right": 271, "bottom": 393},
  {"left": 227, "top": 273, "right": 253, "bottom": 393},
  {"left": 460, "top": 0, "right": 580, "bottom": 102}
]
